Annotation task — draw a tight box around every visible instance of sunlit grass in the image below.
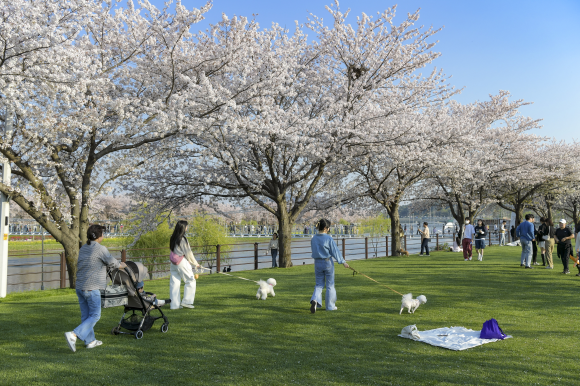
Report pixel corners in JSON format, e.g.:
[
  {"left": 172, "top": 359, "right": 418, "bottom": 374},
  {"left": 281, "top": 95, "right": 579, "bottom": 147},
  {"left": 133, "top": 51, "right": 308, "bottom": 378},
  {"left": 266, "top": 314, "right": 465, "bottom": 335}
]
[{"left": 1, "top": 246, "right": 578, "bottom": 385}]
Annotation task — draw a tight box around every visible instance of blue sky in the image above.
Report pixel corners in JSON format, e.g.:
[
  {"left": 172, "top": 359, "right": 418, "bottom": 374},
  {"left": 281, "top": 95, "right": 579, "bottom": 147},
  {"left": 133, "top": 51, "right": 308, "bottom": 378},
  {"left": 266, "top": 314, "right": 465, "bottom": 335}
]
[{"left": 152, "top": 0, "right": 580, "bottom": 141}]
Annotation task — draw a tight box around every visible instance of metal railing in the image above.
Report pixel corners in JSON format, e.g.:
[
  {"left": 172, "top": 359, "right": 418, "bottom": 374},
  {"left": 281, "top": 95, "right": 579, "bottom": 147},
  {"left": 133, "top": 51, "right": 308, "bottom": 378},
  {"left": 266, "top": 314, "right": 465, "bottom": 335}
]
[{"left": 6, "top": 230, "right": 514, "bottom": 293}]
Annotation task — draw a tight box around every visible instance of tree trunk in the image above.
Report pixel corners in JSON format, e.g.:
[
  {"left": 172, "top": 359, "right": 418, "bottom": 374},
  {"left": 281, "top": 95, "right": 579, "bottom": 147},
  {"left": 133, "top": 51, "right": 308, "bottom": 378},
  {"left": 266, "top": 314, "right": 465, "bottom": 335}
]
[
  {"left": 546, "top": 201, "right": 553, "bottom": 222},
  {"left": 62, "top": 238, "right": 80, "bottom": 288},
  {"left": 455, "top": 218, "right": 465, "bottom": 241},
  {"left": 514, "top": 203, "right": 524, "bottom": 226},
  {"left": 277, "top": 208, "right": 293, "bottom": 268},
  {"left": 386, "top": 201, "right": 401, "bottom": 256},
  {"left": 572, "top": 202, "right": 580, "bottom": 228}
]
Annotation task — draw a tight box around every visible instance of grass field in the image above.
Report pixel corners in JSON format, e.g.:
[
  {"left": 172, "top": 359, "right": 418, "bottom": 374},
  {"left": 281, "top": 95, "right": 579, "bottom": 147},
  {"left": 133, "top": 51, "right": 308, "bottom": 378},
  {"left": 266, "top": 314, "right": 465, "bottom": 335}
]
[{"left": 1, "top": 246, "right": 579, "bottom": 385}]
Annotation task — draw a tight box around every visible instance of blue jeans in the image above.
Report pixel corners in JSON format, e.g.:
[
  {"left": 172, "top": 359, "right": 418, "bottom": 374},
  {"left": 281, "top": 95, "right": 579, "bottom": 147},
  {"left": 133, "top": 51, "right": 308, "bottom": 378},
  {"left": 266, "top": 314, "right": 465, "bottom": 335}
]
[
  {"left": 271, "top": 249, "right": 278, "bottom": 267},
  {"left": 74, "top": 289, "right": 102, "bottom": 344},
  {"left": 310, "top": 259, "right": 337, "bottom": 310},
  {"left": 499, "top": 233, "right": 505, "bottom": 245},
  {"left": 520, "top": 239, "right": 532, "bottom": 267}
]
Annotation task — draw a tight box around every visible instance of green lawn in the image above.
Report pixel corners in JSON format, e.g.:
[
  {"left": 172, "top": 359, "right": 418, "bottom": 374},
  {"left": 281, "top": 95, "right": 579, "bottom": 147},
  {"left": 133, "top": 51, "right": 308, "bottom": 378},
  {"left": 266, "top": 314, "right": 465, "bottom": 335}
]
[{"left": 1, "top": 247, "right": 578, "bottom": 385}]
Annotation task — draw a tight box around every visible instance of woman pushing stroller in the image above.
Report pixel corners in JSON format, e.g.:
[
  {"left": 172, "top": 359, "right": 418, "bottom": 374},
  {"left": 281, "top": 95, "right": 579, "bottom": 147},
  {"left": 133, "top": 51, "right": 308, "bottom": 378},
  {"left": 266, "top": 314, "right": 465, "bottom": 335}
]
[
  {"left": 310, "top": 219, "right": 350, "bottom": 313},
  {"left": 65, "top": 224, "right": 126, "bottom": 352}
]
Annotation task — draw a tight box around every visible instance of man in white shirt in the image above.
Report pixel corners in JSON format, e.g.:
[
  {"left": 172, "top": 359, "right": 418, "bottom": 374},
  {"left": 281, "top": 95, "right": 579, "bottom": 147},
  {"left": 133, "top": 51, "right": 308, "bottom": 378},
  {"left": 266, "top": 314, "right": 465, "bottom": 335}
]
[{"left": 462, "top": 217, "right": 475, "bottom": 261}]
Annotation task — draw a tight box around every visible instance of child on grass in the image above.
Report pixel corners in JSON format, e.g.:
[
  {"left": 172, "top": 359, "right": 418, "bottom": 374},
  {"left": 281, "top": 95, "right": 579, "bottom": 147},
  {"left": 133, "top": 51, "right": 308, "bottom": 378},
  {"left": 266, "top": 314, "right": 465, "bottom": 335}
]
[{"left": 136, "top": 281, "right": 169, "bottom": 307}]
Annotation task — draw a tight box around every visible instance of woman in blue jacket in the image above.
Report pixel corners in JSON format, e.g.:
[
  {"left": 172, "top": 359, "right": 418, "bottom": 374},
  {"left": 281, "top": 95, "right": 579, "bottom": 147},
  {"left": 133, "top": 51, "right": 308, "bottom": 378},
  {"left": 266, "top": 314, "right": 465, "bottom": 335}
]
[{"left": 310, "top": 219, "right": 350, "bottom": 313}]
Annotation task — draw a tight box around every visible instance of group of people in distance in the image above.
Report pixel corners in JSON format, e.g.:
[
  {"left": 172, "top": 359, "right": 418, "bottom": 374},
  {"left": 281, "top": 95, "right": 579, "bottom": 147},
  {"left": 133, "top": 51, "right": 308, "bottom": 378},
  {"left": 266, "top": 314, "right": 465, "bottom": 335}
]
[
  {"left": 515, "top": 214, "right": 578, "bottom": 274},
  {"left": 460, "top": 218, "right": 489, "bottom": 261}
]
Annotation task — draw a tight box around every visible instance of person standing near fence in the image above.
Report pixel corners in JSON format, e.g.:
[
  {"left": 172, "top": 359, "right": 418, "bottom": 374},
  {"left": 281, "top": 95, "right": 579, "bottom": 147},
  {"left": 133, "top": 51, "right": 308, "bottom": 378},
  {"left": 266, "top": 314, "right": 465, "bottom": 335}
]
[
  {"left": 499, "top": 221, "right": 507, "bottom": 246},
  {"left": 268, "top": 233, "right": 279, "bottom": 268},
  {"left": 169, "top": 220, "right": 200, "bottom": 309},
  {"left": 418, "top": 222, "right": 430, "bottom": 256},
  {"left": 474, "top": 219, "right": 487, "bottom": 261},
  {"left": 65, "top": 224, "right": 126, "bottom": 352},
  {"left": 462, "top": 218, "right": 475, "bottom": 261},
  {"left": 309, "top": 219, "right": 349, "bottom": 313},
  {"left": 516, "top": 214, "right": 535, "bottom": 269},
  {"left": 554, "top": 219, "right": 574, "bottom": 275}
]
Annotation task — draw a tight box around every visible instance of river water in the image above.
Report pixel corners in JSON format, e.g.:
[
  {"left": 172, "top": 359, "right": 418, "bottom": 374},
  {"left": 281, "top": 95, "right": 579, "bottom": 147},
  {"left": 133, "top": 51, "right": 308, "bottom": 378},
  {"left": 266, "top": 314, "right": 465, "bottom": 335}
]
[{"left": 6, "top": 234, "right": 461, "bottom": 294}]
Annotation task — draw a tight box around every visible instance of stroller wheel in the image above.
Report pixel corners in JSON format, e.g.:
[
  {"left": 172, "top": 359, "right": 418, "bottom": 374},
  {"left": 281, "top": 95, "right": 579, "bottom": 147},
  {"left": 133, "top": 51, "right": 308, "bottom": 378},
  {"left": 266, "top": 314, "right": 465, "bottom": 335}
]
[
  {"left": 111, "top": 327, "right": 120, "bottom": 335},
  {"left": 160, "top": 323, "right": 169, "bottom": 333},
  {"left": 135, "top": 330, "right": 144, "bottom": 340}
]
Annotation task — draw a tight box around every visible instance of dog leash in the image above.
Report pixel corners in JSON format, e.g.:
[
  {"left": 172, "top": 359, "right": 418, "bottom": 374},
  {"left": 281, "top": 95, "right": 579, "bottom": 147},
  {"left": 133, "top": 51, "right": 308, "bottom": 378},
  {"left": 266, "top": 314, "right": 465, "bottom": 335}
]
[
  {"left": 347, "top": 266, "right": 404, "bottom": 296},
  {"left": 198, "top": 266, "right": 260, "bottom": 284}
]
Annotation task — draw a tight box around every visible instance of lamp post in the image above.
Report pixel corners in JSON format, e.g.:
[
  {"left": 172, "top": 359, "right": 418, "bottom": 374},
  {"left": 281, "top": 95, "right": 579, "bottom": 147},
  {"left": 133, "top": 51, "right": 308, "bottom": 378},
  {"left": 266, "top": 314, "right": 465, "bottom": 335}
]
[
  {"left": 41, "top": 227, "right": 45, "bottom": 290},
  {"left": 0, "top": 105, "right": 14, "bottom": 298}
]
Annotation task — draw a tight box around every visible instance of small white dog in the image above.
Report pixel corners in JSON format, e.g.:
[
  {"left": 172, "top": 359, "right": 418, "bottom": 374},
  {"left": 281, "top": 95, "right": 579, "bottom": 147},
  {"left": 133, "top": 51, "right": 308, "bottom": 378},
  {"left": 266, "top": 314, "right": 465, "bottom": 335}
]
[
  {"left": 256, "top": 278, "right": 277, "bottom": 300},
  {"left": 400, "top": 293, "right": 427, "bottom": 314}
]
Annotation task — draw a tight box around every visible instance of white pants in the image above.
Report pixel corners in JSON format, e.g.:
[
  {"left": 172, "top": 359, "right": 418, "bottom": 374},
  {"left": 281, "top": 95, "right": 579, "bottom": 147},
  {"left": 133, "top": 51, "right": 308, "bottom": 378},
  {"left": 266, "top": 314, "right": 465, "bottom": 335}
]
[{"left": 170, "top": 259, "right": 196, "bottom": 309}]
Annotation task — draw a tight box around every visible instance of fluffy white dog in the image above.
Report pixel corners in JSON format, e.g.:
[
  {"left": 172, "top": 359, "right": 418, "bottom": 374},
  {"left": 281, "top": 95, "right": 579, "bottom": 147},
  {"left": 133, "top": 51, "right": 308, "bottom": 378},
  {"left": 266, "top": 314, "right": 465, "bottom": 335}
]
[
  {"left": 256, "top": 278, "right": 277, "bottom": 300},
  {"left": 400, "top": 293, "right": 427, "bottom": 314}
]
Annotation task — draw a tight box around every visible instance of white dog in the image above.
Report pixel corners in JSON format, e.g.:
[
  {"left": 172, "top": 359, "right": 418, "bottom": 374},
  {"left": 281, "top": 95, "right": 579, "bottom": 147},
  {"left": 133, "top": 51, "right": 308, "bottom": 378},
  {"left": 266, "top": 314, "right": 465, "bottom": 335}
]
[
  {"left": 256, "top": 278, "right": 277, "bottom": 300},
  {"left": 400, "top": 293, "right": 427, "bottom": 314}
]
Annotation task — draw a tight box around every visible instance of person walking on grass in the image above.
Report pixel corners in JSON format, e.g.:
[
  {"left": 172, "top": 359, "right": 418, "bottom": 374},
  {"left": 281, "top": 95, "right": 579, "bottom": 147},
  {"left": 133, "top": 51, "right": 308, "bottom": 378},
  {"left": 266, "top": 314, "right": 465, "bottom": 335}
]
[
  {"left": 169, "top": 220, "right": 200, "bottom": 309},
  {"left": 499, "top": 220, "right": 507, "bottom": 246},
  {"left": 543, "top": 218, "right": 556, "bottom": 269},
  {"left": 268, "top": 232, "right": 279, "bottom": 268},
  {"left": 462, "top": 218, "right": 475, "bottom": 261},
  {"left": 65, "top": 224, "right": 126, "bottom": 352},
  {"left": 418, "top": 222, "right": 430, "bottom": 256},
  {"left": 474, "top": 219, "right": 487, "bottom": 261},
  {"left": 554, "top": 219, "right": 574, "bottom": 275},
  {"left": 516, "top": 214, "right": 535, "bottom": 269},
  {"left": 310, "top": 219, "right": 350, "bottom": 313}
]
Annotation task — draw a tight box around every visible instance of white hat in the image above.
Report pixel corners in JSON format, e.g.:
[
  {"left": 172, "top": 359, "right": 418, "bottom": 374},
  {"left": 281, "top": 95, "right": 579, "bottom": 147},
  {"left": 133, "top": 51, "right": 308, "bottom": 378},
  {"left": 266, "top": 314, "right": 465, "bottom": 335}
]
[{"left": 560, "top": 219, "right": 567, "bottom": 223}]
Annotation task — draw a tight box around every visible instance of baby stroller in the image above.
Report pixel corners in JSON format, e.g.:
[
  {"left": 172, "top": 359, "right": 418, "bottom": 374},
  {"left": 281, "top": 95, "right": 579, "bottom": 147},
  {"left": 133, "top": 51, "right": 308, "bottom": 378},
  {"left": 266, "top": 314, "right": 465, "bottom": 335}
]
[{"left": 108, "top": 261, "right": 169, "bottom": 339}]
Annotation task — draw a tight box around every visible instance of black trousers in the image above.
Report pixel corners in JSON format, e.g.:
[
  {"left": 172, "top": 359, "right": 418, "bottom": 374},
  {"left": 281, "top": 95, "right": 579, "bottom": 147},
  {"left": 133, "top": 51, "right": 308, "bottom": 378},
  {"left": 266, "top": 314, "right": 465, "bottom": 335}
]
[
  {"left": 532, "top": 240, "right": 538, "bottom": 264},
  {"left": 420, "top": 239, "right": 430, "bottom": 255},
  {"left": 557, "top": 243, "right": 571, "bottom": 271}
]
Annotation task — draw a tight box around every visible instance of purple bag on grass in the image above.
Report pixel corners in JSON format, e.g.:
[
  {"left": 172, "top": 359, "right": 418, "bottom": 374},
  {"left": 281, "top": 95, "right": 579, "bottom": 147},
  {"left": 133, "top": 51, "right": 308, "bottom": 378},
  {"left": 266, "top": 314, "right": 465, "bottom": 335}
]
[{"left": 480, "top": 318, "right": 508, "bottom": 340}]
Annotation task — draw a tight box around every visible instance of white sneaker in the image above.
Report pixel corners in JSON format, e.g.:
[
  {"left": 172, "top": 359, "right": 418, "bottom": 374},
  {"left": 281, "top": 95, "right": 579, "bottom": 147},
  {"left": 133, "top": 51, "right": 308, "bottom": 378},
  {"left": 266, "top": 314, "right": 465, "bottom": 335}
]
[
  {"left": 86, "top": 340, "right": 102, "bottom": 349},
  {"left": 64, "top": 332, "right": 77, "bottom": 352},
  {"left": 181, "top": 303, "right": 195, "bottom": 309},
  {"left": 468, "top": 257, "right": 472, "bottom": 261}
]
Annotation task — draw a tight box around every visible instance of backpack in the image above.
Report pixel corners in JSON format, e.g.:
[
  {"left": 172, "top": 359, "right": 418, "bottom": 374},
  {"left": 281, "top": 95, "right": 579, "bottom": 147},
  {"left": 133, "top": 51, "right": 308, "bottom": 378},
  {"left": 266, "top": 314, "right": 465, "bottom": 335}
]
[{"left": 480, "top": 318, "right": 508, "bottom": 340}]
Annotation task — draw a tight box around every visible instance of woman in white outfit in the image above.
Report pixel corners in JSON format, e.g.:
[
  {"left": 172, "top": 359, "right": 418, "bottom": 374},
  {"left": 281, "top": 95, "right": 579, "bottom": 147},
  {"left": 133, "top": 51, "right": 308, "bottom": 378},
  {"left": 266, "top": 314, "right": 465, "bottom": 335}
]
[{"left": 169, "top": 220, "right": 200, "bottom": 309}]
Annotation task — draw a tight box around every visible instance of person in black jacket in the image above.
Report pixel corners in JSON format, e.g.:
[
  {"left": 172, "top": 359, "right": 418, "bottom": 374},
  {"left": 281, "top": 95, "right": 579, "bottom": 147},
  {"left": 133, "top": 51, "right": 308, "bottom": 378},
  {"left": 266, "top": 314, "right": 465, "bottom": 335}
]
[
  {"left": 510, "top": 225, "right": 516, "bottom": 242},
  {"left": 537, "top": 217, "right": 548, "bottom": 266},
  {"left": 474, "top": 219, "right": 487, "bottom": 261},
  {"left": 555, "top": 219, "right": 575, "bottom": 274}
]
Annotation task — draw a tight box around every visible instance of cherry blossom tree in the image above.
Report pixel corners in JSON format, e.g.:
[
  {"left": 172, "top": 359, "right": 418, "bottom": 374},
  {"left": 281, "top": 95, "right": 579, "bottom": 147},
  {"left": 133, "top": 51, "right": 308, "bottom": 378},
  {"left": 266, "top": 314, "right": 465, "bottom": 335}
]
[
  {"left": 0, "top": 0, "right": 223, "bottom": 286},
  {"left": 420, "top": 92, "right": 543, "bottom": 234},
  {"left": 350, "top": 107, "right": 460, "bottom": 255},
  {"left": 131, "top": 3, "right": 451, "bottom": 267},
  {"left": 505, "top": 141, "right": 580, "bottom": 223}
]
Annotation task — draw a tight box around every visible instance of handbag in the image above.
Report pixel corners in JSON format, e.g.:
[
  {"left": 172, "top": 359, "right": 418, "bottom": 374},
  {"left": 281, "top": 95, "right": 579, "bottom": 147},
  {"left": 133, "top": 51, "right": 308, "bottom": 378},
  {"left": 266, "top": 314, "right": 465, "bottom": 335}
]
[
  {"left": 542, "top": 226, "right": 551, "bottom": 241},
  {"left": 480, "top": 318, "right": 508, "bottom": 340},
  {"left": 170, "top": 251, "right": 184, "bottom": 265},
  {"left": 100, "top": 272, "right": 128, "bottom": 308}
]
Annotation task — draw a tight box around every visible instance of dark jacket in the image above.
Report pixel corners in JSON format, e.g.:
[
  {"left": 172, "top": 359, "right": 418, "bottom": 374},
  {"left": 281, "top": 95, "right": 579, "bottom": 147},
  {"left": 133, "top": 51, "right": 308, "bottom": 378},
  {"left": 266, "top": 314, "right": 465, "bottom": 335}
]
[{"left": 474, "top": 225, "right": 487, "bottom": 240}]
